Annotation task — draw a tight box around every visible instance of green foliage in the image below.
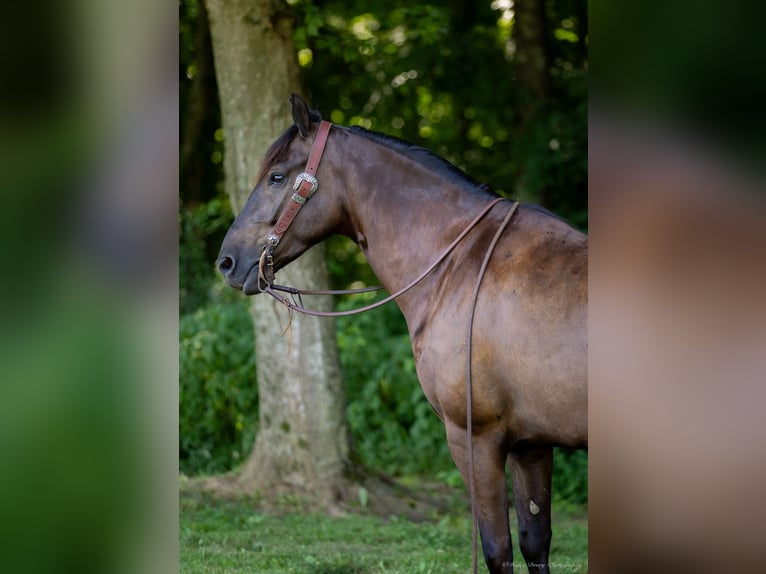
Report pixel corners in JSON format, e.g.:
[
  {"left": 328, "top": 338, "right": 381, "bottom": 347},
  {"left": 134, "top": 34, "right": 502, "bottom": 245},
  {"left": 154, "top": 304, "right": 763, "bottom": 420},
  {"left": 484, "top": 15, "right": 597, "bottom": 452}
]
[
  {"left": 179, "top": 296, "right": 257, "bottom": 475},
  {"left": 552, "top": 448, "right": 588, "bottom": 504},
  {"left": 179, "top": 197, "right": 233, "bottom": 315},
  {"left": 290, "top": 0, "right": 587, "bottom": 227}
]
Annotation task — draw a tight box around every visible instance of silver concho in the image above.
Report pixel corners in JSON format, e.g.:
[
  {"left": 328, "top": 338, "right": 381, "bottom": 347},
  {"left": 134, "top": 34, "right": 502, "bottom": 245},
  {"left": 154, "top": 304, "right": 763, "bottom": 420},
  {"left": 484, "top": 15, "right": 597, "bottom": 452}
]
[{"left": 292, "top": 172, "right": 319, "bottom": 196}]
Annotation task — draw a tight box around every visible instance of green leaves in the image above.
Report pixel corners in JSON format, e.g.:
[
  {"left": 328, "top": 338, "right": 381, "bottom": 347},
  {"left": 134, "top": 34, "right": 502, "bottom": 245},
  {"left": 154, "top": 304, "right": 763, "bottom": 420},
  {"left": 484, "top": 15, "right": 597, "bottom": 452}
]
[
  {"left": 552, "top": 448, "right": 588, "bottom": 504},
  {"left": 290, "top": 0, "right": 587, "bottom": 222},
  {"left": 179, "top": 299, "right": 257, "bottom": 475},
  {"left": 179, "top": 198, "right": 234, "bottom": 315}
]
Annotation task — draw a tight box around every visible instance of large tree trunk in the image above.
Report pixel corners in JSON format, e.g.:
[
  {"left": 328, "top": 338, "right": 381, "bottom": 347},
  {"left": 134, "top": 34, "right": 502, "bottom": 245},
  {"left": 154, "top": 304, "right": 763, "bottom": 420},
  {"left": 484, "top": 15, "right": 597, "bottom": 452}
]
[
  {"left": 511, "top": 0, "right": 550, "bottom": 202},
  {"left": 204, "top": 0, "right": 352, "bottom": 504}
]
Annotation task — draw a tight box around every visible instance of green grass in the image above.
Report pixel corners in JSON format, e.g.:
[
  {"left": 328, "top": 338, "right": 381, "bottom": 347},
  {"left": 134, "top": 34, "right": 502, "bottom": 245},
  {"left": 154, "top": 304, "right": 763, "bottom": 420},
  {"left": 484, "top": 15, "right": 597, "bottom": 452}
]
[{"left": 180, "top": 487, "right": 587, "bottom": 573}]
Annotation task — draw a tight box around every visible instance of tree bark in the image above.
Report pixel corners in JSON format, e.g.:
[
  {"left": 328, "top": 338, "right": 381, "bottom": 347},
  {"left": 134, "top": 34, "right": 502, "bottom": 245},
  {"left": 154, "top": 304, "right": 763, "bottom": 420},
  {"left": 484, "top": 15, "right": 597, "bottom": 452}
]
[
  {"left": 511, "top": 0, "right": 550, "bottom": 202},
  {"left": 204, "top": 0, "right": 352, "bottom": 504},
  {"left": 512, "top": 0, "right": 549, "bottom": 121}
]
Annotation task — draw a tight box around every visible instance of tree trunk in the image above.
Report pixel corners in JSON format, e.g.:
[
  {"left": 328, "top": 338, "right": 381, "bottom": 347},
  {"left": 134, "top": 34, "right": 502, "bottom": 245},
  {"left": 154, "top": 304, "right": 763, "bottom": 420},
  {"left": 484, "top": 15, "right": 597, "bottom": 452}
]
[
  {"left": 512, "top": 0, "right": 549, "bottom": 121},
  {"left": 511, "top": 0, "right": 550, "bottom": 202},
  {"left": 204, "top": 0, "right": 352, "bottom": 504}
]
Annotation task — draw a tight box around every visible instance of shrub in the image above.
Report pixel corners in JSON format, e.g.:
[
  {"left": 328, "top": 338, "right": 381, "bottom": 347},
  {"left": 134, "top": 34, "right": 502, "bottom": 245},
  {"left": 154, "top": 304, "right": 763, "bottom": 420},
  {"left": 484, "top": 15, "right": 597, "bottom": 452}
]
[
  {"left": 552, "top": 448, "right": 588, "bottom": 504},
  {"left": 179, "top": 297, "right": 257, "bottom": 475},
  {"left": 179, "top": 198, "right": 233, "bottom": 315}
]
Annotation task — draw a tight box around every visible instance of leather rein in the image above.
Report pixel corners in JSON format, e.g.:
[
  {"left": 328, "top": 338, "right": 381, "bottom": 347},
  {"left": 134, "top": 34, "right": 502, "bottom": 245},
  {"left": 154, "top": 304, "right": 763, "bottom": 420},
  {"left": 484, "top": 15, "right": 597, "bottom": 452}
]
[{"left": 258, "top": 120, "right": 519, "bottom": 574}]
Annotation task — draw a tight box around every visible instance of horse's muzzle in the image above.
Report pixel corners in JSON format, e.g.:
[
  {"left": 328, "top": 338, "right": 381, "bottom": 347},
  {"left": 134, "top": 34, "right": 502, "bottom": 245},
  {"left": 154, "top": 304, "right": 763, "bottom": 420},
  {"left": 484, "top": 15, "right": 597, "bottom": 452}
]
[{"left": 217, "top": 252, "right": 258, "bottom": 293}]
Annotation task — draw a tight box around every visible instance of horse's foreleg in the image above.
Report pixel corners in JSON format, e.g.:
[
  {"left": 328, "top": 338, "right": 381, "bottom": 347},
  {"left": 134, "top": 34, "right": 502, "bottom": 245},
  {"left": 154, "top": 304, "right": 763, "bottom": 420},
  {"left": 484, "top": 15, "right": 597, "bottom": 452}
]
[
  {"left": 446, "top": 421, "right": 513, "bottom": 573},
  {"left": 508, "top": 446, "right": 553, "bottom": 574}
]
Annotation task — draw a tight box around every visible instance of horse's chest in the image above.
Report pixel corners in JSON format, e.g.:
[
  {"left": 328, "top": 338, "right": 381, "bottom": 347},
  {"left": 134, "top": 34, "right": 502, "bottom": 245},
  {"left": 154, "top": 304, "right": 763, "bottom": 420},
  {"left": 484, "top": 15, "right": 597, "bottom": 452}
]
[{"left": 410, "top": 327, "right": 506, "bottom": 424}]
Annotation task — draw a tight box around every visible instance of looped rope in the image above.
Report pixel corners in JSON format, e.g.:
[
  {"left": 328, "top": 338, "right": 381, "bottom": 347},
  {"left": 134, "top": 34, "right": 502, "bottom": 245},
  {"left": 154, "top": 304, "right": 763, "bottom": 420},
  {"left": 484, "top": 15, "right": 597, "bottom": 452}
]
[{"left": 269, "top": 284, "right": 385, "bottom": 297}]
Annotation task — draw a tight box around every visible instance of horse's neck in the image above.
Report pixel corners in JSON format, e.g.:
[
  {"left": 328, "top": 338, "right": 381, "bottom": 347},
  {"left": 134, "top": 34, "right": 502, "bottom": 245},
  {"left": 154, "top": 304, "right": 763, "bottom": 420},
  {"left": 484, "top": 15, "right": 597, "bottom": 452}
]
[{"left": 338, "top": 139, "right": 495, "bottom": 316}]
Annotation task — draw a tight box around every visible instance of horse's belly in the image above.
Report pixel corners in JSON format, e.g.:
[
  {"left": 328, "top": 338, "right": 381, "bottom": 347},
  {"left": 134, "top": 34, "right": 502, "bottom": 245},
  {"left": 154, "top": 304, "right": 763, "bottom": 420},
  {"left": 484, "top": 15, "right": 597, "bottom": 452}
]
[{"left": 414, "top": 320, "right": 587, "bottom": 446}]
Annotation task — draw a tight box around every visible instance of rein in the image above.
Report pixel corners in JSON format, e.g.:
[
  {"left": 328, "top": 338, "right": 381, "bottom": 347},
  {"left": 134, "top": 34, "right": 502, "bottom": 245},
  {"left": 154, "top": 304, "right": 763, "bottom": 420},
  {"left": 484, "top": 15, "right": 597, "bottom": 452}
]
[
  {"left": 466, "top": 198, "right": 518, "bottom": 574},
  {"left": 260, "top": 196, "right": 508, "bottom": 317},
  {"left": 258, "top": 119, "right": 520, "bottom": 574}
]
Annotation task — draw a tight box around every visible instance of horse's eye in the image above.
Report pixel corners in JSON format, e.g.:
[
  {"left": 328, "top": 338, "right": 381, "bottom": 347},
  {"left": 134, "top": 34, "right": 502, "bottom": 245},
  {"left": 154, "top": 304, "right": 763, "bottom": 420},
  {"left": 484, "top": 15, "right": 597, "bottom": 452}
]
[{"left": 269, "top": 173, "right": 286, "bottom": 186}]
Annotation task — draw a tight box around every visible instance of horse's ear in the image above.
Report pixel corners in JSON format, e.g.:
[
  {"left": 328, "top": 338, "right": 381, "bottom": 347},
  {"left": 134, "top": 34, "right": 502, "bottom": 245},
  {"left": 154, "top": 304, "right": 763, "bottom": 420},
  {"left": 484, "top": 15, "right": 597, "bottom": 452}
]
[{"left": 290, "top": 93, "right": 312, "bottom": 138}]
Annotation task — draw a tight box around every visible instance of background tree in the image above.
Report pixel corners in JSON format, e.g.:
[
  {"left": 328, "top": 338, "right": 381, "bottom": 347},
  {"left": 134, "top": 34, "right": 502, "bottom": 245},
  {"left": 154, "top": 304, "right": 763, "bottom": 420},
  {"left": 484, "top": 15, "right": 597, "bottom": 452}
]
[{"left": 202, "top": 0, "right": 352, "bottom": 504}]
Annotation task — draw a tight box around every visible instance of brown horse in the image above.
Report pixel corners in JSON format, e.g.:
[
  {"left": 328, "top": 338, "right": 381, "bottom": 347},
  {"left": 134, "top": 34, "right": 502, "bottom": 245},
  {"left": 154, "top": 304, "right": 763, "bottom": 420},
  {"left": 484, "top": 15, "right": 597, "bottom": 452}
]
[{"left": 218, "top": 95, "right": 587, "bottom": 573}]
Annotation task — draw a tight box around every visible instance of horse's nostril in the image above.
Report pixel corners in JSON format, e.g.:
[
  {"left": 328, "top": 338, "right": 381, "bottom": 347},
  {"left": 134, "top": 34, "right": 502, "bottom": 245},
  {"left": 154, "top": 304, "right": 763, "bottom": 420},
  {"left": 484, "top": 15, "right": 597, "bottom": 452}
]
[{"left": 218, "top": 255, "right": 235, "bottom": 274}]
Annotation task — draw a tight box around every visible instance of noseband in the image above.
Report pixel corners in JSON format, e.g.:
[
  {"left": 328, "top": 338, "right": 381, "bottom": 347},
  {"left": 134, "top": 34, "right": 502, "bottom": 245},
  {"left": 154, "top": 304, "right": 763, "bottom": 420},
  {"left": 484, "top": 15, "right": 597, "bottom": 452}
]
[{"left": 256, "top": 119, "right": 519, "bottom": 574}]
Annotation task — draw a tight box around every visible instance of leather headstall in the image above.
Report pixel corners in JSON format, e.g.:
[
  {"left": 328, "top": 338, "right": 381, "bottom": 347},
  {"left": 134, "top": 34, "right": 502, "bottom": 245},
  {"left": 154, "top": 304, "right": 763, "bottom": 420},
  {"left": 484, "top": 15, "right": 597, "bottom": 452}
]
[{"left": 259, "top": 120, "right": 332, "bottom": 287}]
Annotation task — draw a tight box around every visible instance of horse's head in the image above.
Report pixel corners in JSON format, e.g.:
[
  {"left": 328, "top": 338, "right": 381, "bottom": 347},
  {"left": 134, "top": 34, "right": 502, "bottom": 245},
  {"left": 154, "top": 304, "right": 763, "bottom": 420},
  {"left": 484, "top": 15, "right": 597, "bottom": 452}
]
[{"left": 217, "top": 95, "right": 344, "bottom": 294}]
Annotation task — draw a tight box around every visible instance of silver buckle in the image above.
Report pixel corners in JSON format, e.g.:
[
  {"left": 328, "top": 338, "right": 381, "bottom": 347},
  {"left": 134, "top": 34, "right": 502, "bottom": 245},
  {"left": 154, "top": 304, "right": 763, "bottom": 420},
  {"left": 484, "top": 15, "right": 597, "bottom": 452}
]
[
  {"left": 266, "top": 234, "right": 280, "bottom": 247},
  {"left": 291, "top": 193, "right": 306, "bottom": 205},
  {"left": 292, "top": 172, "right": 318, "bottom": 197}
]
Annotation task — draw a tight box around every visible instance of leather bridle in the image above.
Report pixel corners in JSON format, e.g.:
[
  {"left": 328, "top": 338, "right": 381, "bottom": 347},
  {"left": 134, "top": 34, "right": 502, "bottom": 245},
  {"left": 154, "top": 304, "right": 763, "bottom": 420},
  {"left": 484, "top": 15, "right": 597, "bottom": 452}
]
[
  {"left": 256, "top": 119, "right": 519, "bottom": 574},
  {"left": 258, "top": 120, "right": 333, "bottom": 287}
]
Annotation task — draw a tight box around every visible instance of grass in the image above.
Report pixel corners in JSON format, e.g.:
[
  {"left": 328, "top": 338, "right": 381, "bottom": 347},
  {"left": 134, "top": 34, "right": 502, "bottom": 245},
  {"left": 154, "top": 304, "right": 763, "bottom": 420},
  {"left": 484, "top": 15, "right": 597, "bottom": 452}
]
[{"left": 180, "top": 484, "right": 587, "bottom": 573}]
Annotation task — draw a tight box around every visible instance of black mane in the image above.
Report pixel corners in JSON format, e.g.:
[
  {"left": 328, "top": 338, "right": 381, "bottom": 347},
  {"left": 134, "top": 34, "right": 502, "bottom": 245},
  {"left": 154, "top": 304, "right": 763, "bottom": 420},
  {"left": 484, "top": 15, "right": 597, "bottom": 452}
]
[{"left": 345, "top": 125, "right": 495, "bottom": 197}]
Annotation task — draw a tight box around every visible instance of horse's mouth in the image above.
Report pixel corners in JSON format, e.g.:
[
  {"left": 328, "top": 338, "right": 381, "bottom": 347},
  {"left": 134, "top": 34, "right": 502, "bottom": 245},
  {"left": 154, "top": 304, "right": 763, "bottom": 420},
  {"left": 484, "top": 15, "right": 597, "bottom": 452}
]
[{"left": 242, "top": 263, "right": 274, "bottom": 295}]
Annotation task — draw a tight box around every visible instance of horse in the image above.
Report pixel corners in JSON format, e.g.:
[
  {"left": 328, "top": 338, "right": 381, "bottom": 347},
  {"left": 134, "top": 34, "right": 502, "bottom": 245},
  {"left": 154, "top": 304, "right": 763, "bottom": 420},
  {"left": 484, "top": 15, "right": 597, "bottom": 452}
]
[{"left": 217, "top": 94, "right": 587, "bottom": 574}]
